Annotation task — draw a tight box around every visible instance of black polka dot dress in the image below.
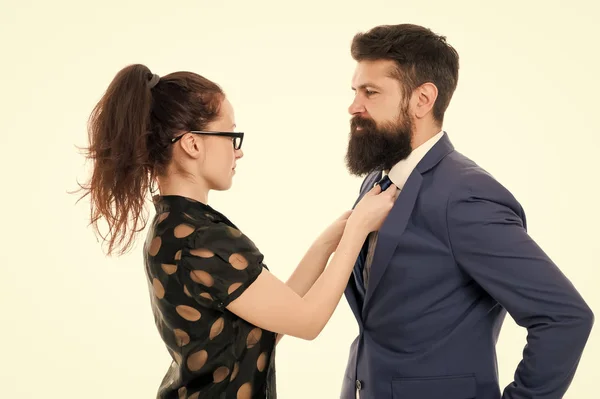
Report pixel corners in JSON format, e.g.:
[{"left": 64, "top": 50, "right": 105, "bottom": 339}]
[{"left": 144, "top": 195, "right": 277, "bottom": 398}]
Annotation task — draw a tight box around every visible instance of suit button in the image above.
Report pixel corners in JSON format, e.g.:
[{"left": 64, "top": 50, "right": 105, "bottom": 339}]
[{"left": 356, "top": 380, "right": 362, "bottom": 390}]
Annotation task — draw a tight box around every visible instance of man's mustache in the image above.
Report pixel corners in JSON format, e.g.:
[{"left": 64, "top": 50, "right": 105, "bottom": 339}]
[{"left": 351, "top": 116, "right": 376, "bottom": 130}]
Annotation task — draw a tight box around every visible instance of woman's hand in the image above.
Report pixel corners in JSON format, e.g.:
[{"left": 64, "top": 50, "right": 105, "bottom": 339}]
[{"left": 347, "top": 183, "right": 398, "bottom": 234}]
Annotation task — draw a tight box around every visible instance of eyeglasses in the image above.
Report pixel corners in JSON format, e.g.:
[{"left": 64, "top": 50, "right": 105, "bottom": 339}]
[{"left": 171, "top": 131, "right": 244, "bottom": 150}]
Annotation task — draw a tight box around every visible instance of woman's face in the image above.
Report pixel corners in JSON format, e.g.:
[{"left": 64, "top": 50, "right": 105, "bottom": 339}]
[{"left": 200, "top": 97, "right": 244, "bottom": 191}]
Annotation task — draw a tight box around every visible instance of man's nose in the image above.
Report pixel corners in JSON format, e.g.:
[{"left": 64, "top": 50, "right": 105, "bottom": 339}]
[{"left": 348, "top": 98, "right": 366, "bottom": 115}]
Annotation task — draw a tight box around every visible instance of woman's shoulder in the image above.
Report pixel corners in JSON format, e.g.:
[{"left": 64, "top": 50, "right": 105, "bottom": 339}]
[
  {"left": 150, "top": 195, "right": 265, "bottom": 266},
  {"left": 160, "top": 210, "right": 261, "bottom": 255},
  {"left": 187, "top": 219, "right": 264, "bottom": 261}
]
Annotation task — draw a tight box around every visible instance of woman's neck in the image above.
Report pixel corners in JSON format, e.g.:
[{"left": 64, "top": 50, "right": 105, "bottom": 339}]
[{"left": 156, "top": 175, "right": 209, "bottom": 205}]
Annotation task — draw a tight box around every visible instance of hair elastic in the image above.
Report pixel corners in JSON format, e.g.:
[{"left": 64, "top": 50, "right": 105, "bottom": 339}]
[{"left": 148, "top": 73, "right": 160, "bottom": 89}]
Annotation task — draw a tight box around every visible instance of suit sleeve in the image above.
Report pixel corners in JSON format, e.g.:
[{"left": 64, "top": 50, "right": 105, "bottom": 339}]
[{"left": 446, "top": 173, "right": 594, "bottom": 399}]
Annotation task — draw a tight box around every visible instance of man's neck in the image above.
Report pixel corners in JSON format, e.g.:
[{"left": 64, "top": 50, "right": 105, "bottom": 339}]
[{"left": 411, "top": 124, "right": 443, "bottom": 150}]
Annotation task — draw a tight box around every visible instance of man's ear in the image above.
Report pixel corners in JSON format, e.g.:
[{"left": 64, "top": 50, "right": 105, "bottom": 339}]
[{"left": 412, "top": 82, "right": 438, "bottom": 120}]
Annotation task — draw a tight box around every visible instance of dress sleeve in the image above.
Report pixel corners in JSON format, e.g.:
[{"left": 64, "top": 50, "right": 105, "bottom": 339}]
[{"left": 179, "top": 223, "right": 265, "bottom": 310}]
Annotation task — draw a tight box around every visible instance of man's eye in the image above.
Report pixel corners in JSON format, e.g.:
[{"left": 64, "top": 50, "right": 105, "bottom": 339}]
[{"left": 366, "top": 90, "right": 377, "bottom": 96}]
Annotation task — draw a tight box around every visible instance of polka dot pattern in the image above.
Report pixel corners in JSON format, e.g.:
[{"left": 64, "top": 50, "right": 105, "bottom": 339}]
[
  {"left": 230, "top": 362, "right": 240, "bottom": 381},
  {"left": 187, "top": 350, "right": 208, "bottom": 371},
  {"left": 213, "top": 366, "right": 230, "bottom": 383},
  {"left": 199, "top": 292, "right": 213, "bottom": 301},
  {"left": 227, "top": 226, "right": 243, "bottom": 238},
  {"left": 174, "top": 329, "right": 190, "bottom": 346},
  {"left": 190, "top": 270, "right": 214, "bottom": 287},
  {"left": 246, "top": 328, "right": 262, "bottom": 349},
  {"left": 228, "top": 282, "right": 243, "bottom": 295},
  {"left": 174, "top": 223, "right": 195, "bottom": 238},
  {"left": 152, "top": 278, "right": 165, "bottom": 299},
  {"left": 257, "top": 352, "right": 268, "bottom": 372},
  {"left": 237, "top": 382, "right": 252, "bottom": 399},
  {"left": 149, "top": 236, "right": 161, "bottom": 256},
  {"left": 145, "top": 195, "right": 275, "bottom": 397},
  {"left": 190, "top": 248, "right": 214, "bottom": 258},
  {"left": 209, "top": 317, "right": 224, "bottom": 340},
  {"left": 176, "top": 305, "right": 201, "bottom": 322},
  {"left": 229, "top": 253, "right": 249, "bottom": 270},
  {"left": 161, "top": 263, "right": 177, "bottom": 275}
]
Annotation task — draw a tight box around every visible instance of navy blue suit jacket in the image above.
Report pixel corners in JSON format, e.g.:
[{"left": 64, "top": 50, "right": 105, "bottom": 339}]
[{"left": 341, "top": 132, "right": 593, "bottom": 399}]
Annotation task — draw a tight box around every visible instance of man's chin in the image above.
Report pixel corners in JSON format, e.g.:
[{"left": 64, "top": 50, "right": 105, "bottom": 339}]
[{"left": 344, "top": 159, "right": 380, "bottom": 177}]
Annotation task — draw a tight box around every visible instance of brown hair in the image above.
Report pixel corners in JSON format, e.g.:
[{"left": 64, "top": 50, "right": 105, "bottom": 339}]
[
  {"left": 77, "top": 64, "right": 224, "bottom": 256},
  {"left": 351, "top": 24, "right": 459, "bottom": 123}
]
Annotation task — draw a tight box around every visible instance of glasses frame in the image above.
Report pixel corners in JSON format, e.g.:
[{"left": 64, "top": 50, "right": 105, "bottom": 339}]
[{"left": 171, "top": 131, "right": 244, "bottom": 150}]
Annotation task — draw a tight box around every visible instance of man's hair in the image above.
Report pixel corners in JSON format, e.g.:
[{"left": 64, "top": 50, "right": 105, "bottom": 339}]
[{"left": 351, "top": 24, "right": 459, "bottom": 124}]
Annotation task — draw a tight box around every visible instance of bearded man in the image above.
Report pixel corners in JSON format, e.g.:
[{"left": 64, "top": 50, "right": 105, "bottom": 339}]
[{"left": 341, "top": 23, "right": 593, "bottom": 399}]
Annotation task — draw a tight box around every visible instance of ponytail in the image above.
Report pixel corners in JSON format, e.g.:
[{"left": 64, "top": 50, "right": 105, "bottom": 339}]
[
  {"left": 79, "top": 64, "right": 157, "bottom": 256},
  {"left": 76, "top": 64, "right": 225, "bottom": 256}
]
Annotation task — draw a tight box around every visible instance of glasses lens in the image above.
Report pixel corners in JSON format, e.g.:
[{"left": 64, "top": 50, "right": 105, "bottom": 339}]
[{"left": 233, "top": 137, "right": 241, "bottom": 150}]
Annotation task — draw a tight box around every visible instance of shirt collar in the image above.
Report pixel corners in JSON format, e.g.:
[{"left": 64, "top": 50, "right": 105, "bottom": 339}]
[{"left": 386, "top": 130, "right": 444, "bottom": 189}]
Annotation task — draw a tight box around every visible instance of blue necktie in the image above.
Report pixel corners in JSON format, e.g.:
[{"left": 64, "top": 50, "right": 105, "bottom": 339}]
[
  {"left": 378, "top": 175, "right": 393, "bottom": 190},
  {"left": 354, "top": 174, "right": 393, "bottom": 296}
]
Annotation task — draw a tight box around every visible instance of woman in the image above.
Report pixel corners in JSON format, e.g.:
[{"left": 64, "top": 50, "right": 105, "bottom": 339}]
[{"left": 80, "top": 64, "right": 397, "bottom": 398}]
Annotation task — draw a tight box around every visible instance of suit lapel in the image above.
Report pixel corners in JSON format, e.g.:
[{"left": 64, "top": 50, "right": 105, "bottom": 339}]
[
  {"left": 362, "top": 132, "right": 455, "bottom": 311},
  {"left": 344, "top": 171, "right": 381, "bottom": 323},
  {"left": 353, "top": 171, "right": 382, "bottom": 207},
  {"left": 363, "top": 170, "right": 423, "bottom": 310}
]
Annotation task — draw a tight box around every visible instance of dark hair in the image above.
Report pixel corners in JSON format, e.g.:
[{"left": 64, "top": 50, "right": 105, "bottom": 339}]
[
  {"left": 351, "top": 24, "right": 459, "bottom": 123},
  {"left": 77, "top": 64, "right": 225, "bottom": 256}
]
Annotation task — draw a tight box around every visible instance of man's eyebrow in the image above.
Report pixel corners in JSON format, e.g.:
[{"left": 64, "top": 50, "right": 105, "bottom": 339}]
[{"left": 351, "top": 83, "right": 383, "bottom": 91}]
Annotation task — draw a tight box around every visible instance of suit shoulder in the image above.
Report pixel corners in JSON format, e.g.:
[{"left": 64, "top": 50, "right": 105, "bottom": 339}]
[
  {"left": 439, "top": 151, "right": 523, "bottom": 212},
  {"left": 439, "top": 150, "right": 491, "bottom": 180},
  {"left": 437, "top": 151, "right": 503, "bottom": 191}
]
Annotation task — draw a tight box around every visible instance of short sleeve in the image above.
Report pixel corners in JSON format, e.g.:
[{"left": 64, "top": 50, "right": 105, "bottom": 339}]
[{"left": 179, "top": 223, "right": 265, "bottom": 309}]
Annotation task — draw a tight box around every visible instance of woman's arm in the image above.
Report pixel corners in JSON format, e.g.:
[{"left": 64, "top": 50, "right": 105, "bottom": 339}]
[
  {"left": 227, "top": 226, "right": 367, "bottom": 340},
  {"left": 181, "top": 184, "right": 395, "bottom": 341},
  {"left": 276, "top": 214, "right": 348, "bottom": 343},
  {"left": 276, "top": 240, "right": 332, "bottom": 344},
  {"left": 286, "top": 240, "right": 334, "bottom": 298},
  {"left": 227, "top": 185, "right": 396, "bottom": 340}
]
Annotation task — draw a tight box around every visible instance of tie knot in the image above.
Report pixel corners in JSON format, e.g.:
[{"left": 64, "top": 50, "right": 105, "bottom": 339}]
[{"left": 377, "top": 175, "right": 393, "bottom": 190}]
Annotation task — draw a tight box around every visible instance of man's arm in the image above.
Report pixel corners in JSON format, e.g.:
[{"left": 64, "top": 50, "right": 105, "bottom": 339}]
[{"left": 446, "top": 172, "right": 594, "bottom": 399}]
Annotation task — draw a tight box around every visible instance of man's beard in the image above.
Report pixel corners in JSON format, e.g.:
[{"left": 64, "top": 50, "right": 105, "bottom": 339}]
[{"left": 345, "top": 109, "right": 414, "bottom": 176}]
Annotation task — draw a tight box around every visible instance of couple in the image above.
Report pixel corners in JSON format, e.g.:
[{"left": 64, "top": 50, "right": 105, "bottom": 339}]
[{"left": 80, "top": 23, "right": 593, "bottom": 399}]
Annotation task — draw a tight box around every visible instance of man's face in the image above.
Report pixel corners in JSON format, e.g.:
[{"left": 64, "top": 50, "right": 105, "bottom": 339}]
[{"left": 345, "top": 59, "right": 414, "bottom": 176}]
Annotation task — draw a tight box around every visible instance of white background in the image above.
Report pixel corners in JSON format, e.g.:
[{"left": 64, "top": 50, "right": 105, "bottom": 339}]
[{"left": 1, "top": 0, "right": 598, "bottom": 397}]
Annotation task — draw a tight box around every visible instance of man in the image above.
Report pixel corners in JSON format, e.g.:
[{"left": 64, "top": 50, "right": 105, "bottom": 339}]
[{"left": 341, "top": 23, "right": 593, "bottom": 399}]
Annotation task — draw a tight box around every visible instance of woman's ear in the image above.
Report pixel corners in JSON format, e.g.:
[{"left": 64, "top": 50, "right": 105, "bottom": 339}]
[{"left": 177, "top": 133, "right": 204, "bottom": 160}]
